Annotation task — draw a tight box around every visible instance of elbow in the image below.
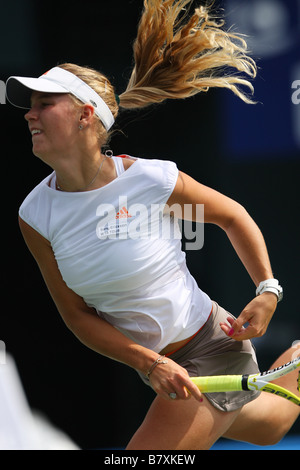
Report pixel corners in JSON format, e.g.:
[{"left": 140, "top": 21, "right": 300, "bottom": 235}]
[
  {"left": 63, "top": 315, "right": 92, "bottom": 348},
  {"left": 59, "top": 306, "right": 98, "bottom": 337},
  {"left": 219, "top": 202, "right": 250, "bottom": 233}
]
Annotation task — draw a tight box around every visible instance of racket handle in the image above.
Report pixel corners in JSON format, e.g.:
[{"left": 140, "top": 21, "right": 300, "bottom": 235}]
[{"left": 191, "top": 375, "right": 244, "bottom": 393}]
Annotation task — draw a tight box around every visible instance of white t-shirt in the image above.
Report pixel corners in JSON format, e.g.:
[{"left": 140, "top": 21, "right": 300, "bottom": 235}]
[{"left": 19, "top": 156, "right": 212, "bottom": 352}]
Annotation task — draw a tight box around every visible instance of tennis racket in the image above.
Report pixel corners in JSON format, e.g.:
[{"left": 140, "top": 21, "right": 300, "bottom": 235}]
[{"left": 191, "top": 356, "right": 300, "bottom": 406}]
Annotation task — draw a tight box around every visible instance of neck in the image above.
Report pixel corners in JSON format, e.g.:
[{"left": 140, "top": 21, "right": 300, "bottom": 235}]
[{"left": 55, "top": 150, "right": 114, "bottom": 192}]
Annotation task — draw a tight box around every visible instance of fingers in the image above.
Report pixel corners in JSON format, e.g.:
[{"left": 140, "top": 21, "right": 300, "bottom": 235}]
[
  {"left": 184, "top": 381, "right": 204, "bottom": 403},
  {"left": 149, "top": 358, "right": 203, "bottom": 402},
  {"left": 158, "top": 376, "right": 203, "bottom": 402},
  {"left": 164, "top": 389, "right": 189, "bottom": 401},
  {"left": 164, "top": 386, "right": 203, "bottom": 402},
  {"left": 219, "top": 315, "right": 235, "bottom": 336},
  {"left": 220, "top": 314, "right": 254, "bottom": 341},
  {"left": 220, "top": 295, "right": 277, "bottom": 341}
]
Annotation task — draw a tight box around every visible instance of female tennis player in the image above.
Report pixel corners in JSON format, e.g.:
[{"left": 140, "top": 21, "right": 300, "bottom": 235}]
[{"left": 7, "top": 0, "right": 299, "bottom": 450}]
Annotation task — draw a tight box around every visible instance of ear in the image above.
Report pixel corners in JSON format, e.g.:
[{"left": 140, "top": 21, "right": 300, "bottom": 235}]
[{"left": 79, "top": 104, "right": 95, "bottom": 126}]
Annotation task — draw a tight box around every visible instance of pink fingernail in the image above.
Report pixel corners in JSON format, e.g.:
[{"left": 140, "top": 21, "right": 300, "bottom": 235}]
[{"left": 228, "top": 328, "right": 235, "bottom": 336}]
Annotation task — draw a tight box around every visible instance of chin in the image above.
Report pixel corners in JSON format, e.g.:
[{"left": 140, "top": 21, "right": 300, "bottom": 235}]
[
  {"left": 32, "top": 149, "right": 59, "bottom": 172},
  {"left": 32, "top": 147, "right": 50, "bottom": 164},
  {"left": 32, "top": 147, "right": 43, "bottom": 158}
]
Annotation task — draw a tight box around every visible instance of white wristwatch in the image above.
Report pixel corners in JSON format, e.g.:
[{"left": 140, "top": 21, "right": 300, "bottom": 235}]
[{"left": 256, "top": 279, "right": 283, "bottom": 302}]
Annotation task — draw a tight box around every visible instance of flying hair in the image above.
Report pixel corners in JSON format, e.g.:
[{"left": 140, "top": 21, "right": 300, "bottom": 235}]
[
  {"left": 119, "top": 0, "right": 257, "bottom": 109},
  {"left": 59, "top": 1, "right": 257, "bottom": 143}
]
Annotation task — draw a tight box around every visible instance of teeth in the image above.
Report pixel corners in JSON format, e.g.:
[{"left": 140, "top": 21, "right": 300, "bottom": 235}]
[{"left": 32, "top": 129, "right": 41, "bottom": 135}]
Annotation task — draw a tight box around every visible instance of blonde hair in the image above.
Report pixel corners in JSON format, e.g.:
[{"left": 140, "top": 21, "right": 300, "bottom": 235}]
[
  {"left": 58, "top": 62, "right": 119, "bottom": 144},
  {"left": 60, "top": 0, "right": 256, "bottom": 142}
]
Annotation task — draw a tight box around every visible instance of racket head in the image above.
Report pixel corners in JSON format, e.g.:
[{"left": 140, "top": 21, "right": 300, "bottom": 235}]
[
  {"left": 257, "top": 383, "right": 300, "bottom": 406},
  {"left": 247, "top": 356, "right": 300, "bottom": 405},
  {"left": 252, "top": 356, "right": 300, "bottom": 383}
]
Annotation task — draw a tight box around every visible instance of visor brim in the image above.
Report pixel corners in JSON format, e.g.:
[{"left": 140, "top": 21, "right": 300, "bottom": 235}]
[{"left": 6, "top": 76, "right": 68, "bottom": 109}]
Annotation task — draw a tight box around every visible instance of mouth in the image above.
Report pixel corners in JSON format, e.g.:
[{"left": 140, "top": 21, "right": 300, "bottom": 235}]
[{"left": 31, "top": 129, "right": 43, "bottom": 137}]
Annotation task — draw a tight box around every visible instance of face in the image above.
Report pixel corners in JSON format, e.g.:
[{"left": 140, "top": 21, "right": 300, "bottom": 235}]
[{"left": 24, "top": 92, "right": 81, "bottom": 164}]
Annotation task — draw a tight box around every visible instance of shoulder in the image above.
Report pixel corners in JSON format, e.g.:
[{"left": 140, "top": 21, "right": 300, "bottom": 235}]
[
  {"left": 19, "top": 173, "right": 54, "bottom": 239},
  {"left": 19, "top": 173, "right": 54, "bottom": 211},
  {"left": 116, "top": 155, "right": 179, "bottom": 205},
  {"left": 120, "top": 155, "right": 136, "bottom": 171},
  {"left": 18, "top": 216, "right": 52, "bottom": 263},
  {"left": 135, "top": 157, "right": 178, "bottom": 182},
  {"left": 117, "top": 154, "right": 178, "bottom": 175}
]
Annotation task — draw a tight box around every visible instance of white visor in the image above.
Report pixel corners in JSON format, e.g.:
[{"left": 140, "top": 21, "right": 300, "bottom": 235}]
[{"left": 6, "top": 67, "right": 115, "bottom": 131}]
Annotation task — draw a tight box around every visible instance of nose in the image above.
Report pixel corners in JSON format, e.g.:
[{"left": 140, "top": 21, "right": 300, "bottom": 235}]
[{"left": 24, "top": 106, "right": 38, "bottom": 122}]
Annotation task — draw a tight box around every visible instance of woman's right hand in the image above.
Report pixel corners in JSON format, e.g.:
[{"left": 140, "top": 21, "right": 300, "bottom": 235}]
[{"left": 148, "top": 357, "right": 203, "bottom": 402}]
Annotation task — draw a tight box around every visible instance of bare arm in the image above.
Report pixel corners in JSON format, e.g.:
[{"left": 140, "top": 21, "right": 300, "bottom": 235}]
[
  {"left": 167, "top": 171, "right": 278, "bottom": 340},
  {"left": 18, "top": 216, "right": 202, "bottom": 401},
  {"left": 18, "top": 217, "right": 159, "bottom": 372}
]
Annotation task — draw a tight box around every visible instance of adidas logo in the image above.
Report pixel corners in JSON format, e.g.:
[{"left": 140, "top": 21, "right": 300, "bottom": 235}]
[{"left": 115, "top": 206, "right": 133, "bottom": 219}]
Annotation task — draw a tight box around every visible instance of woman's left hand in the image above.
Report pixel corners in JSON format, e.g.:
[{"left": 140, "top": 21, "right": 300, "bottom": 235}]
[{"left": 220, "top": 292, "right": 278, "bottom": 341}]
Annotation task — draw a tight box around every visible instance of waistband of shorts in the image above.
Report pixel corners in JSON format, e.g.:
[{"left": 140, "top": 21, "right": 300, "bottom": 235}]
[{"left": 165, "top": 305, "right": 213, "bottom": 358}]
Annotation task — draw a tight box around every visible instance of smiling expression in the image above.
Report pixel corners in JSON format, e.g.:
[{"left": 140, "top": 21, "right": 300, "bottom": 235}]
[{"left": 25, "top": 92, "right": 82, "bottom": 165}]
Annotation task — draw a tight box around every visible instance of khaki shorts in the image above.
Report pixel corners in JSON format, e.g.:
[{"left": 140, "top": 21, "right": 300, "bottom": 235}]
[{"left": 138, "top": 301, "right": 261, "bottom": 412}]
